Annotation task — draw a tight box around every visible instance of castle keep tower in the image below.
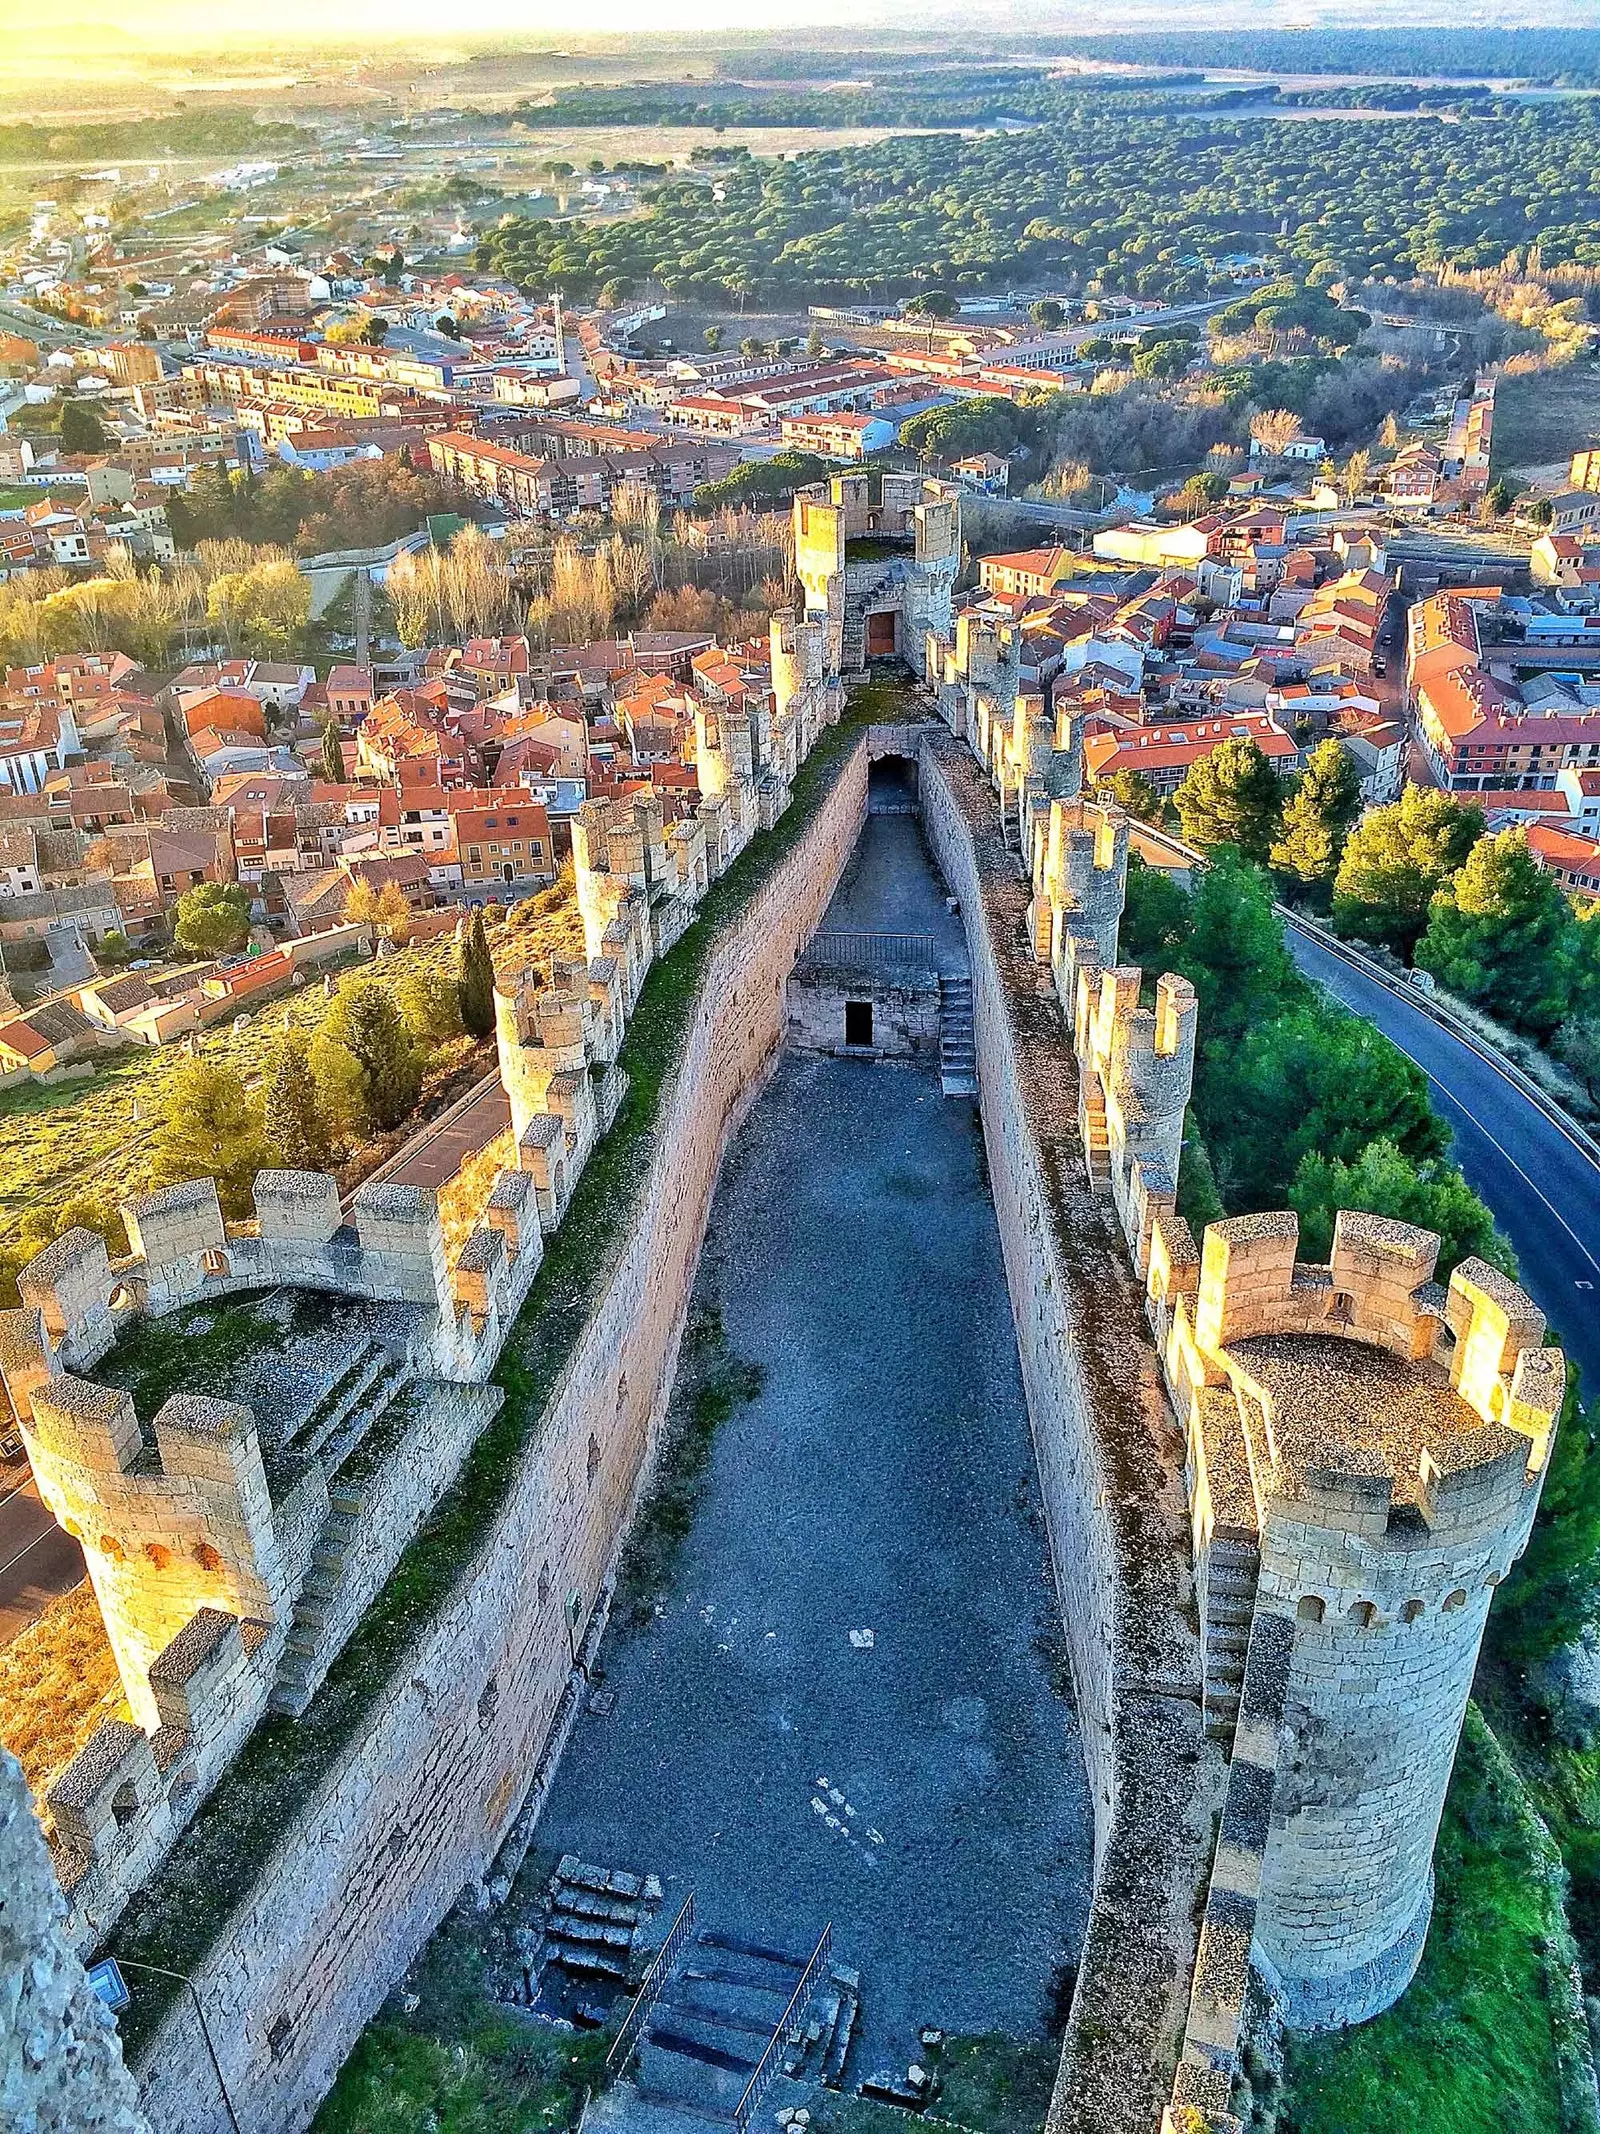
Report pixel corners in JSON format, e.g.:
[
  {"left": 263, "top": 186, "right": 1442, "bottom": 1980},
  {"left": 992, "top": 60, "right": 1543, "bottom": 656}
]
[{"left": 793, "top": 473, "right": 960, "bottom": 674}]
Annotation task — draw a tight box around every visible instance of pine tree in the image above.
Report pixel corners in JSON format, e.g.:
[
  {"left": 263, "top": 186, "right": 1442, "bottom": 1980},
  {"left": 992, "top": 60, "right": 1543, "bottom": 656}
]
[
  {"left": 1332, "top": 787, "right": 1484, "bottom": 958},
  {"left": 310, "top": 982, "right": 422, "bottom": 1138},
  {"left": 1173, "top": 738, "right": 1284, "bottom": 864},
  {"left": 459, "top": 911, "right": 496, "bottom": 1038},
  {"left": 149, "top": 1060, "right": 271, "bottom": 1217},
  {"left": 263, "top": 1035, "right": 334, "bottom": 1172},
  {"left": 1270, "top": 739, "right": 1364, "bottom": 902},
  {"left": 1416, "top": 828, "right": 1581, "bottom": 1035},
  {"left": 321, "top": 720, "right": 345, "bottom": 785}
]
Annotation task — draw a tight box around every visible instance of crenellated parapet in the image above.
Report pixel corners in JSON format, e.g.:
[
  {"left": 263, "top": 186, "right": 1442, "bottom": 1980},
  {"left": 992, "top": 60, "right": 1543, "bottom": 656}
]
[
  {"left": 19, "top": 1375, "right": 288, "bottom": 1733},
  {"left": 572, "top": 795, "right": 657, "bottom": 1005},
  {"left": 1031, "top": 792, "right": 1131, "bottom": 1015},
  {"left": 574, "top": 786, "right": 716, "bottom": 987},
  {"left": 1153, "top": 1205, "right": 1564, "bottom": 2095},
  {"left": 793, "top": 473, "right": 960, "bottom": 676},
  {"left": 16, "top": 1174, "right": 471, "bottom": 1382},
  {"left": 1075, "top": 968, "right": 1198, "bottom": 1275},
  {"left": 9, "top": 607, "right": 867, "bottom": 1973},
  {"left": 916, "top": 648, "right": 1564, "bottom": 2123}
]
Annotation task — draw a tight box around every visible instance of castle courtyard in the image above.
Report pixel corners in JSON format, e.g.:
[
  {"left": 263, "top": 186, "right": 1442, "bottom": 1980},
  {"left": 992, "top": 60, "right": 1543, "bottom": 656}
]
[{"left": 536, "top": 817, "right": 1093, "bottom": 2073}]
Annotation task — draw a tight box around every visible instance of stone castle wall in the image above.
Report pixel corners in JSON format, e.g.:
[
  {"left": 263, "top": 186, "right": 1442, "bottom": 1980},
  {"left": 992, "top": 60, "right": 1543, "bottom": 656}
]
[
  {"left": 128, "top": 733, "right": 878, "bottom": 2134},
  {"left": 917, "top": 733, "right": 1218, "bottom": 2134},
  {"left": 0, "top": 1747, "right": 151, "bottom": 2134},
  {"left": 785, "top": 962, "right": 942, "bottom": 1061}
]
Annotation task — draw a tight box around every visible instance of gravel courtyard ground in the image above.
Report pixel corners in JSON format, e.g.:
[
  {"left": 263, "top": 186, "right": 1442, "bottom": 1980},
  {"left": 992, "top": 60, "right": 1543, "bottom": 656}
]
[{"left": 537, "top": 820, "right": 1092, "bottom": 2073}]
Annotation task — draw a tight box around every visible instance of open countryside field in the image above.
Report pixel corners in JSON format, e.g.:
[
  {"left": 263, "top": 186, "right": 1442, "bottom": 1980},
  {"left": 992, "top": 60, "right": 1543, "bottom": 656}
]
[{"left": 1491, "top": 361, "right": 1600, "bottom": 473}]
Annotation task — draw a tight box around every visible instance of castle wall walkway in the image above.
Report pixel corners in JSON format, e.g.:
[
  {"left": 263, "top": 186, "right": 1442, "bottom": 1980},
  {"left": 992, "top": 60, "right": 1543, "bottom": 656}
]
[{"left": 534, "top": 924, "right": 1091, "bottom": 2067}]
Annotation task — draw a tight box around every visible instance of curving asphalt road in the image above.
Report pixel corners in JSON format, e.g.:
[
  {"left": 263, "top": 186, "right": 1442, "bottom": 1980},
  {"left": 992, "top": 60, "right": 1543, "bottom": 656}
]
[
  {"left": 0, "top": 1469, "right": 84, "bottom": 1644},
  {"left": 1288, "top": 925, "right": 1600, "bottom": 1391}
]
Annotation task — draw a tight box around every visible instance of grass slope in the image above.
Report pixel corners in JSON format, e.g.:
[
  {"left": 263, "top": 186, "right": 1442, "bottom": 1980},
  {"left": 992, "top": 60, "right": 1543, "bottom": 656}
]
[
  {"left": 1286, "top": 1705, "right": 1569, "bottom": 2134},
  {"left": 311, "top": 1905, "right": 610, "bottom": 2134},
  {"left": 1491, "top": 363, "right": 1600, "bottom": 473}
]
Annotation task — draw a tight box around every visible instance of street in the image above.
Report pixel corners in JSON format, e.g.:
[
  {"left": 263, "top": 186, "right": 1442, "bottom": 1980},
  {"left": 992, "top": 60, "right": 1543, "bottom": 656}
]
[
  {"left": 0, "top": 1468, "right": 84, "bottom": 1644},
  {"left": 1288, "top": 925, "right": 1600, "bottom": 1391}
]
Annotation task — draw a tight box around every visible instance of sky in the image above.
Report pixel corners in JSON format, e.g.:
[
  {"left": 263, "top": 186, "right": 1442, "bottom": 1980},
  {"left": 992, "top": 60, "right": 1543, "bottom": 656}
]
[
  {"left": 0, "top": 0, "right": 926, "bottom": 43},
  {"left": 0, "top": 0, "right": 1566, "bottom": 57}
]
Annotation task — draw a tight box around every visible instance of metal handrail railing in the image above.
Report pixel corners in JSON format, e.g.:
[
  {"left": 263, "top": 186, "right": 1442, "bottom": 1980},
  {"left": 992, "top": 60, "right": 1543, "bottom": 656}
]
[
  {"left": 605, "top": 1892, "right": 696, "bottom": 2079},
  {"left": 732, "top": 1924, "right": 833, "bottom": 2133},
  {"left": 800, "top": 928, "right": 938, "bottom": 970}
]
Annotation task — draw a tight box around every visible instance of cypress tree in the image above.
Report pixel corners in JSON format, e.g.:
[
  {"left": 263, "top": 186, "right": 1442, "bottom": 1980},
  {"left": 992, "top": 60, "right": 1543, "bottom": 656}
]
[
  {"left": 321, "top": 720, "right": 345, "bottom": 785},
  {"left": 264, "top": 1034, "right": 333, "bottom": 1172},
  {"left": 459, "top": 911, "right": 496, "bottom": 1038}
]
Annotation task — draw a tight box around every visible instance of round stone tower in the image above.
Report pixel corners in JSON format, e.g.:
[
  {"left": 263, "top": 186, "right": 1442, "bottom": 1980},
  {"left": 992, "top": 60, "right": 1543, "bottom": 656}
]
[{"left": 1183, "top": 1209, "right": 1565, "bottom": 2029}]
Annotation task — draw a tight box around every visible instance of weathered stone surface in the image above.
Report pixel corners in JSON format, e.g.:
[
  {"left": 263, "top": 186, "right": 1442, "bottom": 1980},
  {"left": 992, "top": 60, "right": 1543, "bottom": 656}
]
[{"left": 0, "top": 1746, "right": 151, "bottom": 2134}]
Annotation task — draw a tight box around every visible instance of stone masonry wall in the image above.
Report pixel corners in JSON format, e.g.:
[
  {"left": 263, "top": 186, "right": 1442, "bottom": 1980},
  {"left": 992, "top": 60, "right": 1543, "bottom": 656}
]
[
  {"left": 128, "top": 736, "right": 876, "bottom": 2134},
  {"left": 1, "top": 1747, "right": 151, "bottom": 2134},
  {"left": 786, "top": 966, "right": 942, "bottom": 1060},
  {"left": 917, "top": 732, "right": 1221, "bottom": 2134}
]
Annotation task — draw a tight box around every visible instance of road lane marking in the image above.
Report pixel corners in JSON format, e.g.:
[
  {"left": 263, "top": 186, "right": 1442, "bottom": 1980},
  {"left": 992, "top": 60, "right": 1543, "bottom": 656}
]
[
  {"left": 1363, "top": 1023, "right": 1600, "bottom": 1278},
  {"left": 1291, "top": 928, "right": 1600, "bottom": 1180},
  {"left": 0, "top": 1522, "right": 73, "bottom": 1583}
]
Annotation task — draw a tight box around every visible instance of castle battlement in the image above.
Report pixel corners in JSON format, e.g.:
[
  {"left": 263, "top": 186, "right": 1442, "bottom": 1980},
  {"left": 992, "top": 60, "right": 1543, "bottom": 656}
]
[
  {"left": 1031, "top": 794, "right": 1130, "bottom": 1012},
  {"left": 1149, "top": 1202, "right": 1564, "bottom": 2077},
  {"left": 794, "top": 474, "right": 960, "bottom": 674},
  {"left": 19, "top": 1372, "right": 287, "bottom": 1735}
]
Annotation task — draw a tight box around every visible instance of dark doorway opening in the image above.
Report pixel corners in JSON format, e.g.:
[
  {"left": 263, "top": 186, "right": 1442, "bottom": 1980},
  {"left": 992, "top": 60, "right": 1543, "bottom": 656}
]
[
  {"left": 868, "top": 755, "right": 917, "bottom": 813},
  {"left": 866, "top": 610, "right": 898, "bottom": 657},
  {"left": 844, "top": 1000, "right": 873, "bottom": 1049}
]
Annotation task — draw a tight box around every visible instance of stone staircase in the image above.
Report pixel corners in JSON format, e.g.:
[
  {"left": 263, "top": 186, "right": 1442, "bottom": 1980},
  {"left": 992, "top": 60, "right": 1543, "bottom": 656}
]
[
  {"left": 777, "top": 1961, "right": 860, "bottom": 2090},
  {"left": 635, "top": 1927, "right": 836, "bottom": 2122},
  {"left": 270, "top": 1374, "right": 489, "bottom": 1717},
  {"left": 288, "top": 1337, "right": 412, "bottom": 1471},
  {"left": 1079, "top": 1076, "right": 1112, "bottom": 1192},
  {"left": 543, "top": 1855, "right": 665, "bottom": 1984},
  {"left": 938, "top": 973, "right": 977, "bottom": 1098},
  {"left": 1201, "top": 1537, "right": 1261, "bottom": 1737},
  {"left": 270, "top": 1481, "right": 364, "bottom": 1716}
]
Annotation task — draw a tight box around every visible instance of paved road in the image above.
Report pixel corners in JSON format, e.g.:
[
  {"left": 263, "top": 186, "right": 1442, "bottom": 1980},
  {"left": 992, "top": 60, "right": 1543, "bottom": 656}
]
[
  {"left": 0, "top": 296, "right": 109, "bottom": 350},
  {"left": 0, "top": 1470, "right": 84, "bottom": 1644},
  {"left": 1288, "top": 926, "right": 1600, "bottom": 1390}
]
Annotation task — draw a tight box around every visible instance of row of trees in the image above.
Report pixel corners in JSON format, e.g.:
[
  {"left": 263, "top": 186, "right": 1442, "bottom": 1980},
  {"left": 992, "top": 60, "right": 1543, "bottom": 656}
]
[
  {"left": 1099, "top": 733, "right": 1369, "bottom": 894},
  {"left": 1123, "top": 735, "right": 1600, "bottom": 1103},
  {"left": 1336, "top": 796, "right": 1600, "bottom": 1095},
  {"left": 386, "top": 525, "right": 520, "bottom": 650},
  {"left": 0, "top": 538, "right": 311, "bottom": 671},
  {"left": 167, "top": 458, "right": 475, "bottom": 559},
  {"left": 484, "top": 503, "right": 793, "bottom": 652}
]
